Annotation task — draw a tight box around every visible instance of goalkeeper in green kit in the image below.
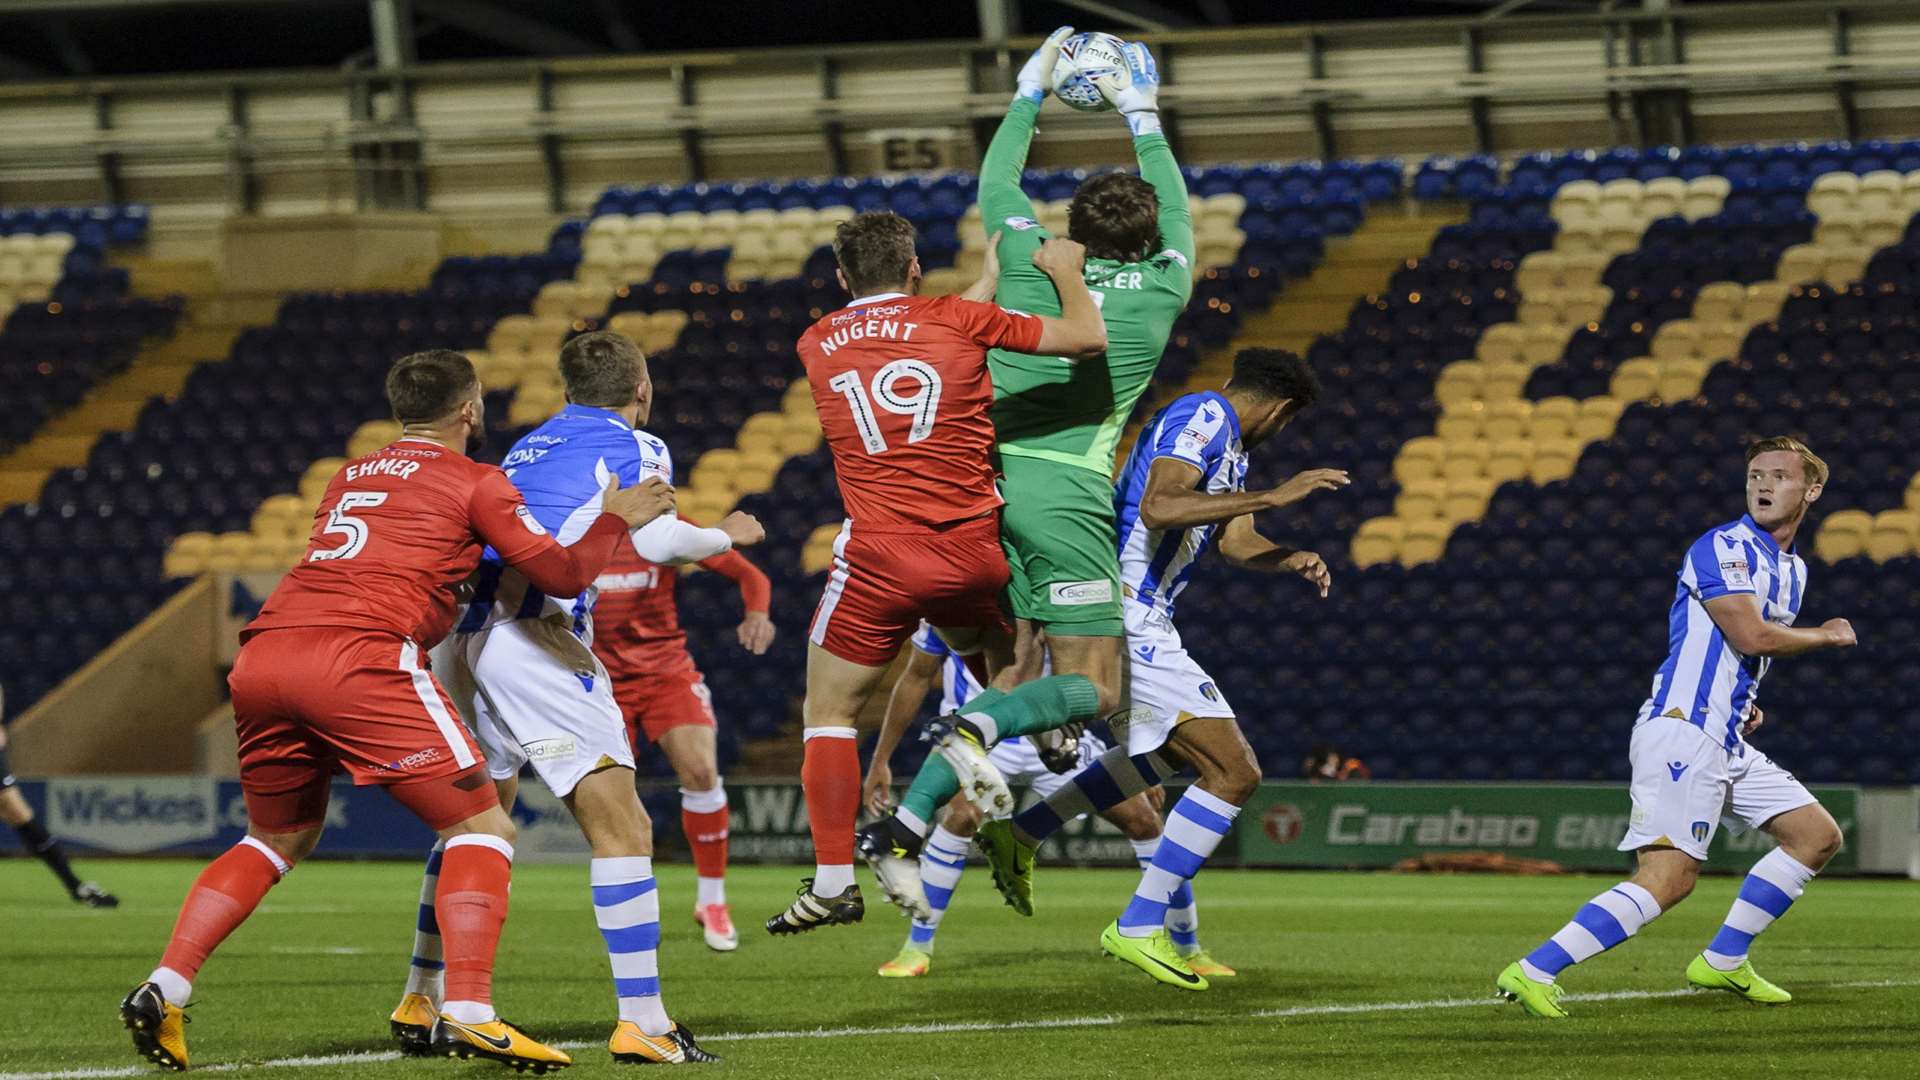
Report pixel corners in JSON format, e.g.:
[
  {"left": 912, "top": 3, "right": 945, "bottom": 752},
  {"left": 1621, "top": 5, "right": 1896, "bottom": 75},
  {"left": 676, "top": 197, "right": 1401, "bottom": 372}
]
[{"left": 855, "top": 28, "right": 1196, "bottom": 919}]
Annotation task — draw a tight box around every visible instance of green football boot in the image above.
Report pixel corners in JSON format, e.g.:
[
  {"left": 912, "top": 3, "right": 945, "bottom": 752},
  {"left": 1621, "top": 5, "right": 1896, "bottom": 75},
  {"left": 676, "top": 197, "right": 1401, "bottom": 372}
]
[
  {"left": 1686, "top": 954, "right": 1791, "bottom": 1004},
  {"left": 972, "top": 819, "right": 1035, "bottom": 916},
  {"left": 1101, "top": 922, "right": 1207, "bottom": 991},
  {"left": 1495, "top": 961, "right": 1569, "bottom": 1018}
]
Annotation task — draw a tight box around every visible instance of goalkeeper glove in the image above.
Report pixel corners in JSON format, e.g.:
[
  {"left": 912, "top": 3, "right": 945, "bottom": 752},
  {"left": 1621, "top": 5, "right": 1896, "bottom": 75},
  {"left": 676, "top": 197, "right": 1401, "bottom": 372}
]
[
  {"left": 1108, "top": 41, "right": 1162, "bottom": 136},
  {"left": 1015, "top": 25, "right": 1075, "bottom": 105}
]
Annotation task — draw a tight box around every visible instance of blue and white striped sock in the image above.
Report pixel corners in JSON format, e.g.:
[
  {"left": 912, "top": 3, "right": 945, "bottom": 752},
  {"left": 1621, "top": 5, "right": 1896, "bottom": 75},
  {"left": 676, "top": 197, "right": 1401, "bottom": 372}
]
[
  {"left": 1703, "top": 848, "right": 1815, "bottom": 971},
  {"left": 1519, "top": 881, "right": 1662, "bottom": 983},
  {"left": 403, "top": 842, "right": 445, "bottom": 999},
  {"left": 1012, "top": 746, "right": 1173, "bottom": 844},
  {"left": 1131, "top": 837, "right": 1200, "bottom": 952},
  {"left": 591, "top": 856, "right": 670, "bottom": 1036},
  {"left": 1116, "top": 787, "right": 1238, "bottom": 939},
  {"left": 908, "top": 826, "right": 970, "bottom": 953}
]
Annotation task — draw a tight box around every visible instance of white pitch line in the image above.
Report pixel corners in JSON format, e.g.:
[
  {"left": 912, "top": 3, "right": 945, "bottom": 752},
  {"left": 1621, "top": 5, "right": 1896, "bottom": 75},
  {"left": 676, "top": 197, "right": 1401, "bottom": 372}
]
[
  {"left": 266, "top": 946, "right": 368, "bottom": 956},
  {"left": 10, "top": 979, "right": 1916, "bottom": 1080}
]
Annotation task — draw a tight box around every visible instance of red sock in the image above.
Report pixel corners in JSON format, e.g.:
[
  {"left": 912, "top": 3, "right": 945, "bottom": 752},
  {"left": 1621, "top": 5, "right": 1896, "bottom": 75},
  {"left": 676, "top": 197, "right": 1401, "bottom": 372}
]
[
  {"left": 436, "top": 835, "right": 513, "bottom": 1008},
  {"left": 683, "top": 806, "right": 730, "bottom": 881},
  {"left": 801, "top": 728, "right": 859, "bottom": 866},
  {"left": 159, "top": 839, "right": 285, "bottom": 981}
]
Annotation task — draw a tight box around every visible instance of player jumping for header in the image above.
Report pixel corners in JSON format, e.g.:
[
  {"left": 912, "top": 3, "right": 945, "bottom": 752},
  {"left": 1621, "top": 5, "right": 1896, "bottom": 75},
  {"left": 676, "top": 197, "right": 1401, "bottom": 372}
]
[
  {"left": 772, "top": 211, "right": 1109, "bottom": 935},
  {"left": 1497, "top": 437, "right": 1856, "bottom": 1018},
  {"left": 123, "top": 350, "right": 673, "bottom": 1073},
  {"left": 974, "top": 350, "right": 1347, "bottom": 989},
  {"left": 851, "top": 31, "right": 1200, "bottom": 883}
]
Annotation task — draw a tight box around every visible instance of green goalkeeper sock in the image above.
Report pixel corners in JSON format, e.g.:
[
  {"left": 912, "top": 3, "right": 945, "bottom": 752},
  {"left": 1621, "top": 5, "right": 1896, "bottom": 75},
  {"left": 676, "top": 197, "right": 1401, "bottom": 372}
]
[
  {"left": 957, "top": 674, "right": 1101, "bottom": 744},
  {"left": 893, "top": 677, "right": 1100, "bottom": 833}
]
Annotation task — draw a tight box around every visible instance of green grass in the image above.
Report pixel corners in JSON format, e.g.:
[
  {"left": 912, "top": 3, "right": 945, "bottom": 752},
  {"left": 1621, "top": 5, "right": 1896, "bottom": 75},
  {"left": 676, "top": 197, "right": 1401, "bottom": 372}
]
[{"left": 4, "top": 859, "right": 1917, "bottom": 1078}]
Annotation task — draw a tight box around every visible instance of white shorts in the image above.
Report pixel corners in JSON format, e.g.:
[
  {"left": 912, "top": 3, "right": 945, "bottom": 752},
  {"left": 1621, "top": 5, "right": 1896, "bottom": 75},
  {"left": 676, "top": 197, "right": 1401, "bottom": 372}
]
[
  {"left": 989, "top": 730, "right": 1109, "bottom": 802},
  {"left": 1116, "top": 605, "right": 1234, "bottom": 755},
  {"left": 1619, "top": 715, "right": 1818, "bottom": 860},
  {"left": 442, "top": 617, "right": 635, "bottom": 797}
]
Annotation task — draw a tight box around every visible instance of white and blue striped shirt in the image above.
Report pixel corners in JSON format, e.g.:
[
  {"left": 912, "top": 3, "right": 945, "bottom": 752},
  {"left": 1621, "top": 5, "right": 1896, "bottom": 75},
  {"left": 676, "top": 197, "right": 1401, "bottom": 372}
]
[
  {"left": 1638, "top": 514, "right": 1807, "bottom": 750},
  {"left": 454, "top": 403, "right": 675, "bottom": 641},
  {"left": 1113, "top": 391, "right": 1249, "bottom": 622},
  {"left": 910, "top": 621, "right": 984, "bottom": 715}
]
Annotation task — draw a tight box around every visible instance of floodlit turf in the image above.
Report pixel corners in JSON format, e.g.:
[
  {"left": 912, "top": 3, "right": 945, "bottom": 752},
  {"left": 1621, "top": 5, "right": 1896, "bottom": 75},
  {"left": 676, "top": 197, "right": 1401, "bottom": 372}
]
[{"left": 4, "top": 859, "right": 1917, "bottom": 1078}]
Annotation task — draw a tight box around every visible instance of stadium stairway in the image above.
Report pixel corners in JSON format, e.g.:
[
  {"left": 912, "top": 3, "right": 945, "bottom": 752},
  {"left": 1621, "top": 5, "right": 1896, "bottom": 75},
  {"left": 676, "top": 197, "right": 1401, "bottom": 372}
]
[{"left": 0, "top": 256, "right": 269, "bottom": 510}]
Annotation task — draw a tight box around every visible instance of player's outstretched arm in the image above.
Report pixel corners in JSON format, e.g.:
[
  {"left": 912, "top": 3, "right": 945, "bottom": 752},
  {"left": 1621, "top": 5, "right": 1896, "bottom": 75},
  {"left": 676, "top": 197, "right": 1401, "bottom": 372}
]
[
  {"left": 862, "top": 646, "right": 944, "bottom": 815},
  {"left": 1137, "top": 458, "right": 1349, "bottom": 532},
  {"left": 473, "top": 473, "right": 672, "bottom": 597},
  {"left": 1702, "top": 595, "right": 1856, "bottom": 658},
  {"left": 979, "top": 26, "right": 1071, "bottom": 230},
  {"left": 1108, "top": 42, "right": 1194, "bottom": 264},
  {"left": 1029, "top": 237, "right": 1108, "bottom": 357},
  {"left": 699, "top": 547, "right": 774, "bottom": 654},
  {"left": 959, "top": 231, "right": 1003, "bottom": 302},
  {"left": 631, "top": 508, "right": 762, "bottom": 565},
  {"left": 1217, "top": 515, "right": 1332, "bottom": 597}
]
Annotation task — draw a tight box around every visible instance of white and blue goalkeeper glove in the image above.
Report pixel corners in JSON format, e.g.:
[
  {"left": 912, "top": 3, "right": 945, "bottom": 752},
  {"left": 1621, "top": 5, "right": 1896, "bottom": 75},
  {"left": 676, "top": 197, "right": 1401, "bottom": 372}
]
[
  {"left": 1108, "top": 41, "right": 1162, "bottom": 136},
  {"left": 1015, "top": 25, "right": 1075, "bottom": 105}
]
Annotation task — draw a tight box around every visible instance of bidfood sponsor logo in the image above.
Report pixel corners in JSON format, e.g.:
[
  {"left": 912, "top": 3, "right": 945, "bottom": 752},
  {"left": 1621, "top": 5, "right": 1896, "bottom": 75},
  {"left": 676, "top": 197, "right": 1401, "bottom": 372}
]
[
  {"left": 48, "top": 777, "right": 219, "bottom": 853},
  {"left": 1327, "top": 803, "right": 1540, "bottom": 848}
]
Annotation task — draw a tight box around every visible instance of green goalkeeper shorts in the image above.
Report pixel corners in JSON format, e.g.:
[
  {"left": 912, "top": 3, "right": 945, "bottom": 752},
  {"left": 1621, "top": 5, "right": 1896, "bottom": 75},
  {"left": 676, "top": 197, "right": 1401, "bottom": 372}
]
[{"left": 996, "top": 452, "right": 1124, "bottom": 638}]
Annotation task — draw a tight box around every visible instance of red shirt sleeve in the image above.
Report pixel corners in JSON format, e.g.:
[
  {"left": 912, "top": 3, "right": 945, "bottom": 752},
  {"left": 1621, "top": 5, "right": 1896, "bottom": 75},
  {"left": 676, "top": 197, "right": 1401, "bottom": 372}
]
[
  {"left": 698, "top": 548, "right": 771, "bottom": 614},
  {"left": 945, "top": 297, "right": 1046, "bottom": 354},
  {"left": 468, "top": 470, "right": 627, "bottom": 596}
]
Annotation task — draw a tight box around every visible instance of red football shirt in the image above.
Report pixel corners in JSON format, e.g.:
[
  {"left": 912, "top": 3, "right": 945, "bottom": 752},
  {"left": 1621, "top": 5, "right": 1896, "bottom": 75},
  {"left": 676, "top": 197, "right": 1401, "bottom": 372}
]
[
  {"left": 246, "top": 438, "right": 578, "bottom": 647},
  {"left": 590, "top": 537, "right": 771, "bottom": 680},
  {"left": 798, "top": 291, "right": 1043, "bottom": 530}
]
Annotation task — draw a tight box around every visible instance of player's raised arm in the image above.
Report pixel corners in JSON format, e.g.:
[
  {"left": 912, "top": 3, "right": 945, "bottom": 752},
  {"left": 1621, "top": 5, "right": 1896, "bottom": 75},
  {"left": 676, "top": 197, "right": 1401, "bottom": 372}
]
[
  {"left": 471, "top": 471, "right": 672, "bottom": 597},
  {"left": 1216, "top": 515, "right": 1332, "bottom": 597},
  {"left": 862, "top": 644, "right": 945, "bottom": 816},
  {"left": 980, "top": 26, "right": 1072, "bottom": 229},
  {"left": 1110, "top": 42, "right": 1194, "bottom": 265},
  {"left": 1701, "top": 595, "right": 1855, "bottom": 658},
  {"left": 698, "top": 547, "right": 775, "bottom": 654},
  {"left": 1137, "top": 457, "right": 1349, "bottom": 532},
  {"left": 1029, "top": 237, "right": 1108, "bottom": 357}
]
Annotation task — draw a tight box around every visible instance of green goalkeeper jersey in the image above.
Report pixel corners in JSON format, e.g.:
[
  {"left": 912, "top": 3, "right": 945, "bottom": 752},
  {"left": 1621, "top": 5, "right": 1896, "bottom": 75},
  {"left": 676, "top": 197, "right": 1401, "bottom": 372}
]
[{"left": 980, "top": 98, "right": 1195, "bottom": 477}]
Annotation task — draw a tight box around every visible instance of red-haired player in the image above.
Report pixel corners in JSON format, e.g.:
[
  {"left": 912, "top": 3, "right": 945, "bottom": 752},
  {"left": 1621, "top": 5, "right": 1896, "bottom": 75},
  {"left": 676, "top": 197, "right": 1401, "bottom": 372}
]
[{"left": 590, "top": 531, "right": 773, "bottom": 952}]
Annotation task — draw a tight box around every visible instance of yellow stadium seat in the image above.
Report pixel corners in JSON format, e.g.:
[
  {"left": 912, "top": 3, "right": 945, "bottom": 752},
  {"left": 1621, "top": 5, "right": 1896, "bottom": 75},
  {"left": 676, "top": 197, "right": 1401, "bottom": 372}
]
[
  {"left": 347, "top": 420, "right": 401, "bottom": 459},
  {"left": 1551, "top": 180, "right": 1601, "bottom": 228},
  {"left": 1691, "top": 281, "right": 1745, "bottom": 323},
  {"left": 1649, "top": 320, "right": 1700, "bottom": 363},
  {"left": 1482, "top": 400, "right": 1532, "bottom": 442},
  {"left": 1859, "top": 213, "right": 1905, "bottom": 250},
  {"left": 1513, "top": 252, "right": 1563, "bottom": 295},
  {"left": 1776, "top": 244, "right": 1828, "bottom": 286},
  {"left": 1554, "top": 224, "right": 1604, "bottom": 257},
  {"left": 1433, "top": 363, "right": 1484, "bottom": 409},
  {"left": 1866, "top": 510, "right": 1920, "bottom": 562},
  {"left": 213, "top": 532, "right": 257, "bottom": 562},
  {"left": 1559, "top": 251, "right": 1611, "bottom": 287},
  {"left": 1656, "top": 359, "right": 1709, "bottom": 402},
  {"left": 1741, "top": 281, "right": 1791, "bottom": 323},
  {"left": 732, "top": 462, "right": 779, "bottom": 495},
  {"left": 1399, "top": 519, "right": 1452, "bottom": 566},
  {"left": 300, "top": 459, "right": 346, "bottom": 501},
  {"left": 1573, "top": 397, "right": 1624, "bottom": 441},
  {"left": 1351, "top": 533, "right": 1399, "bottom": 569},
  {"left": 1857, "top": 170, "right": 1903, "bottom": 214},
  {"left": 1394, "top": 478, "right": 1446, "bottom": 520},
  {"left": 1641, "top": 176, "right": 1685, "bottom": 218},
  {"left": 163, "top": 549, "right": 210, "bottom": 578},
  {"left": 1823, "top": 247, "right": 1870, "bottom": 287},
  {"left": 1599, "top": 220, "right": 1642, "bottom": 255},
  {"left": 801, "top": 540, "right": 837, "bottom": 576},
  {"left": 1807, "top": 172, "right": 1859, "bottom": 218},
  {"left": 1694, "top": 321, "right": 1746, "bottom": 363},
  {"left": 777, "top": 429, "right": 821, "bottom": 457},
  {"left": 1479, "top": 362, "right": 1531, "bottom": 402},
  {"left": 736, "top": 428, "right": 778, "bottom": 457},
  {"left": 1530, "top": 440, "right": 1580, "bottom": 484},
  {"left": 1905, "top": 474, "right": 1920, "bottom": 513},
  {"left": 1561, "top": 285, "right": 1612, "bottom": 325},
  {"left": 1434, "top": 411, "right": 1481, "bottom": 442},
  {"left": 1443, "top": 476, "right": 1497, "bottom": 522},
  {"left": 1440, "top": 441, "right": 1490, "bottom": 482},
  {"left": 1529, "top": 396, "right": 1578, "bottom": 440},
  {"left": 606, "top": 312, "right": 648, "bottom": 339},
  {"left": 1611, "top": 358, "right": 1659, "bottom": 401},
  {"left": 1486, "top": 440, "right": 1534, "bottom": 483},
  {"left": 1815, "top": 509, "right": 1873, "bottom": 563},
  {"left": 1474, "top": 325, "right": 1526, "bottom": 367},
  {"left": 1682, "top": 176, "right": 1731, "bottom": 220},
  {"left": 1392, "top": 437, "right": 1444, "bottom": 485},
  {"left": 1520, "top": 324, "right": 1571, "bottom": 366},
  {"left": 1813, "top": 211, "right": 1863, "bottom": 249},
  {"left": 1515, "top": 296, "right": 1560, "bottom": 326},
  {"left": 1598, "top": 178, "right": 1644, "bottom": 218},
  {"left": 1357, "top": 517, "right": 1407, "bottom": 545}
]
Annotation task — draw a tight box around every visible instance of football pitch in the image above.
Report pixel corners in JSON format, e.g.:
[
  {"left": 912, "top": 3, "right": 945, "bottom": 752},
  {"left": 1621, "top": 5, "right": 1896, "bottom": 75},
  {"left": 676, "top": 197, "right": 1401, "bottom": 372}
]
[{"left": 5, "top": 860, "right": 1917, "bottom": 1079}]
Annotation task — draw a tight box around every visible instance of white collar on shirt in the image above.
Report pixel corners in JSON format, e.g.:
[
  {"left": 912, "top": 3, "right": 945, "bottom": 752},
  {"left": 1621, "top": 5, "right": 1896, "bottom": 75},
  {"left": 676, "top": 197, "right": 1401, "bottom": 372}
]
[{"left": 844, "top": 291, "right": 908, "bottom": 308}]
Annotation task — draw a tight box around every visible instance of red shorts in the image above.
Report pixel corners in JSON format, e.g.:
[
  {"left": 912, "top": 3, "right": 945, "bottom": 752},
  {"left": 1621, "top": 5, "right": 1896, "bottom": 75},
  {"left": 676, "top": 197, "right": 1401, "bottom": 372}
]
[
  {"left": 229, "top": 627, "right": 495, "bottom": 833},
  {"left": 807, "top": 514, "right": 1011, "bottom": 667},
  {"left": 614, "top": 667, "right": 717, "bottom": 746}
]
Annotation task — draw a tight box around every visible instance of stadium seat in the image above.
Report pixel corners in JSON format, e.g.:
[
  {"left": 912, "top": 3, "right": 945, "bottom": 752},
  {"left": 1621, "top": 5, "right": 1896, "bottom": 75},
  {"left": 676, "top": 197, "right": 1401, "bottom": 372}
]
[
  {"left": 1816, "top": 509, "right": 1873, "bottom": 563},
  {"left": 1867, "top": 510, "right": 1920, "bottom": 562}
]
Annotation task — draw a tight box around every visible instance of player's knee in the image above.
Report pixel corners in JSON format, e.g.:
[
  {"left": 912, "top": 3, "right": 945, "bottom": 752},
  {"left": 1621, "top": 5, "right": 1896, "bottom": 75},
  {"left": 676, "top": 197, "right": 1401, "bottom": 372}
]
[
  {"left": 1108, "top": 800, "right": 1162, "bottom": 842},
  {"left": 255, "top": 826, "right": 322, "bottom": 865},
  {"left": 678, "top": 763, "right": 720, "bottom": 793},
  {"left": 1208, "top": 741, "right": 1261, "bottom": 805},
  {"left": 1798, "top": 818, "right": 1844, "bottom": 867}
]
